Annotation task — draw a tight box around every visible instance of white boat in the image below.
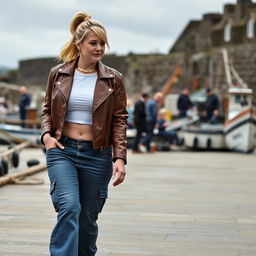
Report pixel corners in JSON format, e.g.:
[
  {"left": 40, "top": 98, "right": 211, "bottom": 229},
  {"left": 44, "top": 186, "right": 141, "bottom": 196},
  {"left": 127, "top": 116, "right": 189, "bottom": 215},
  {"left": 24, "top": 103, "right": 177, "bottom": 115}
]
[
  {"left": 224, "top": 88, "right": 256, "bottom": 153},
  {"left": 126, "top": 116, "right": 199, "bottom": 148},
  {"left": 180, "top": 124, "right": 226, "bottom": 150},
  {"left": 181, "top": 87, "right": 256, "bottom": 153},
  {"left": 0, "top": 123, "right": 41, "bottom": 144}
]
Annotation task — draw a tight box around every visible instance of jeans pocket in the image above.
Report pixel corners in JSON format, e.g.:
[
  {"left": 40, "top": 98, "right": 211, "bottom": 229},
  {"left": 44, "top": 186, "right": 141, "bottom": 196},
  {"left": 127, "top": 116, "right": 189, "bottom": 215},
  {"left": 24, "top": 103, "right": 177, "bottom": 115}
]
[
  {"left": 49, "top": 180, "right": 60, "bottom": 212},
  {"left": 98, "top": 185, "right": 108, "bottom": 213}
]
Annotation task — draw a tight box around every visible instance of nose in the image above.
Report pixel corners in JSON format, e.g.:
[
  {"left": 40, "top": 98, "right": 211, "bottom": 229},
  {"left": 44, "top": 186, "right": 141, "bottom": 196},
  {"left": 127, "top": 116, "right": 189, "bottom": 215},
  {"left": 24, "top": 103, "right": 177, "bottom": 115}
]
[{"left": 96, "top": 43, "right": 102, "bottom": 51}]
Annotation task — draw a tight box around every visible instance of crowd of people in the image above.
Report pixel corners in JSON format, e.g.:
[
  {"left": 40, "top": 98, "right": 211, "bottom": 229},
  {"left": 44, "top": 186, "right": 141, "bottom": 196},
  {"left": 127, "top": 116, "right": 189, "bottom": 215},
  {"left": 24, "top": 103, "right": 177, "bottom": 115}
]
[{"left": 128, "top": 88, "right": 220, "bottom": 153}]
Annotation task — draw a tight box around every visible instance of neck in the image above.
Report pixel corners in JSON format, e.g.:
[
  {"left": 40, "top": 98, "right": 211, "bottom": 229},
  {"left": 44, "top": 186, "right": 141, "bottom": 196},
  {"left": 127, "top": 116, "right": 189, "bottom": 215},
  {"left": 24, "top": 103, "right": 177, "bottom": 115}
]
[{"left": 77, "top": 61, "right": 97, "bottom": 74}]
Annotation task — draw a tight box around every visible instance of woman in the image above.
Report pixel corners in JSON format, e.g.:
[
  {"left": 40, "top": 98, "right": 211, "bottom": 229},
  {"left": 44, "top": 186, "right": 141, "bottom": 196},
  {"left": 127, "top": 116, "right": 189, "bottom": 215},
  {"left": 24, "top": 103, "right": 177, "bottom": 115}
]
[{"left": 41, "top": 11, "right": 128, "bottom": 256}]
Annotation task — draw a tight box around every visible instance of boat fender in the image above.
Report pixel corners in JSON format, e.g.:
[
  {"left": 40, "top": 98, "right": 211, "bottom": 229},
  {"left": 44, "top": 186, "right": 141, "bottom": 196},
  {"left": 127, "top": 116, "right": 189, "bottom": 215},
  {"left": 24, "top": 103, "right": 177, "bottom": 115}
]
[
  {"left": 27, "top": 159, "right": 40, "bottom": 167},
  {"left": 207, "top": 138, "right": 212, "bottom": 150},
  {"left": 12, "top": 152, "right": 19, "bottom": 168},
  {"left": 1, "top": 159, "right": 8, "bottom": 175},
  {"left": 193, "top": 137, "right": 198, "bottom": 149},
  {"left": 178, "top": 137, "right": 184, "bottom": 146}
]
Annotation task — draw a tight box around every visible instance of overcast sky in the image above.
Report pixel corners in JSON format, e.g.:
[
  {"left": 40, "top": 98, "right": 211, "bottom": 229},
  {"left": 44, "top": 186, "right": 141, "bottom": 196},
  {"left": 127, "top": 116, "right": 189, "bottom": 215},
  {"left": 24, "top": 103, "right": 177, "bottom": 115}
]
[{"left": 1, "top": 0, "right": 238, "bottom": 68}]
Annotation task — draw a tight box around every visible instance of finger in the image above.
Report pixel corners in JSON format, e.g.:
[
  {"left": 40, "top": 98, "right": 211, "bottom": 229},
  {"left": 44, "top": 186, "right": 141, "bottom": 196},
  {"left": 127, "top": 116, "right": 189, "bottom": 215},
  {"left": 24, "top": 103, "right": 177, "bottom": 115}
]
[
  {"left": 112, "top": 165, "right": 117, "bottom": 179},
  {"left": 113, "top": 170, "right": 126, "bottom": 186},
  {"left": 113, "top": 175, "right": 124, "bottom": 186},
  {"left": 56, "top": 141, "right": 65, "bottom": 149}
]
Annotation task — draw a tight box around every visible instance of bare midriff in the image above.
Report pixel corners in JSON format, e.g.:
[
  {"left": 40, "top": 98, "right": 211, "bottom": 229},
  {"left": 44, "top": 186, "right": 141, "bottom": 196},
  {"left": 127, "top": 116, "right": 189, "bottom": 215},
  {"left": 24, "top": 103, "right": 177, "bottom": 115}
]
[{"left": 62, "top": 122, "right": 93, "bottom": 140}]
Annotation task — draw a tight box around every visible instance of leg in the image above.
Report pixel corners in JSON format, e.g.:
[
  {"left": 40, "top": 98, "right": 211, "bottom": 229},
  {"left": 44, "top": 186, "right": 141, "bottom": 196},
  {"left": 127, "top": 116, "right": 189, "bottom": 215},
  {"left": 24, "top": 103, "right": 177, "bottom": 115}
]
[
  {"left": 19, "top": 109, "right": 26, "bottom": 128},
  {"left": 141, "top": 122, "right": 155, "bottom": 151},
  {"left": 77, "top": 145, "right": 113, "bottom": 256},
  {"left": 46, "top": 147, "right": 80, "bottom": 256},
  {"left": 132, "top": 126, "right": 143, "bottom": 151}
]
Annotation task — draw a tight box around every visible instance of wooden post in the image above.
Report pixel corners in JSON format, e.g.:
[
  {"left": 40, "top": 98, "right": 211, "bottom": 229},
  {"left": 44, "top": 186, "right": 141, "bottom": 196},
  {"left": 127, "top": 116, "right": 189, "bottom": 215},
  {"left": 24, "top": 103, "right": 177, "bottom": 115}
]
[{"left": 0, "top": 164, "right": 46, "bottom": 186}]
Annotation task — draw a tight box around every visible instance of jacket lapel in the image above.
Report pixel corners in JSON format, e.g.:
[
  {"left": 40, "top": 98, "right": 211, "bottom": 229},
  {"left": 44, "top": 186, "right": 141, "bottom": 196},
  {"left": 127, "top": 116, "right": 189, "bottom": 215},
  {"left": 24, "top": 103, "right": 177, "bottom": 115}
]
[
  {"left": 93, "top": 62, "right": 115, "bottom": 113},
  {"left": 57, "top": 58, "right": 78, "bottom": 103},
  {"left": 55, "top": 58, "right": 115, "bottom": 111}
]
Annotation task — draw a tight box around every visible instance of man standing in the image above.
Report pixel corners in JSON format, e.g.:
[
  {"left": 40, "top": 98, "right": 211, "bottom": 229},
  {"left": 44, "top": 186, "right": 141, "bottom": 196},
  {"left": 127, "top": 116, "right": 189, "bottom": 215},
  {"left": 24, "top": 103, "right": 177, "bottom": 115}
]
[
  {"left": 204, "top": 88, "right": 219, "bottom": 124},
  {"left": 18, "top": 86, "right": 31, "bottom": 128},
  {"left": 177, "top": 88, "right": 193, "bottom": 118},
  {"left": 132, "top": 93, "right": 148, "bottom": 153},
  {"left": 140, "top": 92, "right": 163, "bottom": 152}
]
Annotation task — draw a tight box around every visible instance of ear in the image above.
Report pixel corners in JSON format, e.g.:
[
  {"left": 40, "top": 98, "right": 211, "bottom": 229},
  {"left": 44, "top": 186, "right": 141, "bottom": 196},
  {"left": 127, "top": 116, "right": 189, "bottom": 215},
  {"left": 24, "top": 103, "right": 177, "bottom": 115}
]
[{"left": 75, "top": 42, "right": 81, "bottom": 51}]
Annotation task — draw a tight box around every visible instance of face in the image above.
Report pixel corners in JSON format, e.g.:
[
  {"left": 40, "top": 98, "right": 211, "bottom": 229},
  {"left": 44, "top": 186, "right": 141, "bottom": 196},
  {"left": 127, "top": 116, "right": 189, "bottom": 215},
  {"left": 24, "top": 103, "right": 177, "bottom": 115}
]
[{"left": 76, "top": 31, "right": 105, "bottom": 65}]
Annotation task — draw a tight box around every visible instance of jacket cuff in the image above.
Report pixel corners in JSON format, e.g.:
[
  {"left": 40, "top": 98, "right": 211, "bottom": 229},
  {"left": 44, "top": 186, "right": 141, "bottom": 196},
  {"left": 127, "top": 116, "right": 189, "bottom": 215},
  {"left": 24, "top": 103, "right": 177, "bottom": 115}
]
[
  {"left": 40, "top": 131, "right": 52, "bottom": 145},
  {"left": 113, "top": 156, "right": 127, "bottom": 165}
]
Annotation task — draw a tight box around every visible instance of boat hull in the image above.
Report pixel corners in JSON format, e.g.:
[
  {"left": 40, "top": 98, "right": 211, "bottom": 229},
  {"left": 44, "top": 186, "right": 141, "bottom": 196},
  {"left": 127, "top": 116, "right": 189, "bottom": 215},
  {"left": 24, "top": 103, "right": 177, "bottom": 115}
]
[
  {"left": 224, "top": 107, "right": 256, "bottom": 152},
  {"left": 181, "top": 124, "right": 226, "bottom": 150}
]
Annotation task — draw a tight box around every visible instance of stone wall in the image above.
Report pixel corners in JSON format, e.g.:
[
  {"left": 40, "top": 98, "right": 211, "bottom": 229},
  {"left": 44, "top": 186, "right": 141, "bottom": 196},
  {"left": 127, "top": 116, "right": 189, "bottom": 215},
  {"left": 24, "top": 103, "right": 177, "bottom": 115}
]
[
  {"left": 124, "top": 53, "right": 185, "bottom": 97},
  {"left": 17, "top": 55, "right": 129, "bottom": 87},
  {"left": 18, "top": 57, "right": 58, "bottom": 86}
]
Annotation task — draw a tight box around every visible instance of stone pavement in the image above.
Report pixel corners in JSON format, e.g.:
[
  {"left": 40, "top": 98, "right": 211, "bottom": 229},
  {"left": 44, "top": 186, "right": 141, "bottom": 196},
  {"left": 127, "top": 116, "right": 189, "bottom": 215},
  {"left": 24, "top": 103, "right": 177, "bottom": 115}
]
[{"left": 0, "top": 147, "right": 255, "bottom": 256}]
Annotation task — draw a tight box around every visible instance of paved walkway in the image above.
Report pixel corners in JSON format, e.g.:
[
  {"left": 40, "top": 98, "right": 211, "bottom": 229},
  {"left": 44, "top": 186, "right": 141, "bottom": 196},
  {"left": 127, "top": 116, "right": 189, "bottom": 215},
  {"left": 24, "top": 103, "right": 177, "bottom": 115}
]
[{"left": 0, "top": 148, "right": 255, "bottom": 256}]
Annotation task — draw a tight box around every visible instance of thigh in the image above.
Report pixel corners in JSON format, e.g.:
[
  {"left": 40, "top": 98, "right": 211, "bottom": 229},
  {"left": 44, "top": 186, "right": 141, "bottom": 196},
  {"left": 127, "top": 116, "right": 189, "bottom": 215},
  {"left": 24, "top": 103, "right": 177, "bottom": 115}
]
[
  {"left": 77, "top": 147, "right": 113, "bottom": 213},
  {"left": 46, "top": 148, "right": 79, "bottom": 211}
]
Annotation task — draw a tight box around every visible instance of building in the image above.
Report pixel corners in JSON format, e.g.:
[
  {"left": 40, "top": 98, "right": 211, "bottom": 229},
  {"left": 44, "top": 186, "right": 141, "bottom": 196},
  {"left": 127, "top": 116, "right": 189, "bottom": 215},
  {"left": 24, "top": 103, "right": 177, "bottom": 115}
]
[{"left": 169, "top": 0, "right": 256, "bottom": 102}]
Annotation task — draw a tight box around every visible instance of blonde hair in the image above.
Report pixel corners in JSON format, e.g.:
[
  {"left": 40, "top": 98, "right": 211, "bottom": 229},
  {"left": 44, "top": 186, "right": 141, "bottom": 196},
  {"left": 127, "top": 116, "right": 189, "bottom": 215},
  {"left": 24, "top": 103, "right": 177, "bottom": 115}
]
[{"left": 58, "top": 11, "right": 109, "bottom": 62}]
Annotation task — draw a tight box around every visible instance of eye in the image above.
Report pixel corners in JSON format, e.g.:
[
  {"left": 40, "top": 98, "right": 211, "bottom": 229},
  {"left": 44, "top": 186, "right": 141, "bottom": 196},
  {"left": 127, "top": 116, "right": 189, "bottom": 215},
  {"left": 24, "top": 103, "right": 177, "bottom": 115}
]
[
  {"left": 90, "top": 41, "right": 97, "bottom": 46},
  {"left": 100, "top": 42, "right": 105, "bottom": 47}
]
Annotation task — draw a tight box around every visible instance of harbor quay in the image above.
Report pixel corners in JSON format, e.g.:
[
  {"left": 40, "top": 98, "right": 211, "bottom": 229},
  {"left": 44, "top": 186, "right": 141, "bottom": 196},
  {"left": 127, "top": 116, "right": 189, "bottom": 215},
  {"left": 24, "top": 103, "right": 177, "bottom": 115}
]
[{"left": 0, "top": 147, "right": 255, "bottom": 256}]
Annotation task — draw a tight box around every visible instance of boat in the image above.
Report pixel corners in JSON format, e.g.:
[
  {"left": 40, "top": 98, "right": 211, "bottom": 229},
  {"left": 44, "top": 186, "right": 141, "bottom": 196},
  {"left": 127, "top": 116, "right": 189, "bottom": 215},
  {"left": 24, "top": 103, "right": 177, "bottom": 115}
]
[
  {"left": 224, "top": 88, "right": 256, "bottom": 152},
  {"left": 180, "top": 124, "right": 226, "bottom": 150},
  {"left": 180, "top": 87, "right": 256, "bottom": 153},
  {"left": 0, "top": 123, "right": 41, "bottom": 145},
  {"left": 180, "top": 48, "right": 256, "bottom": 153}
]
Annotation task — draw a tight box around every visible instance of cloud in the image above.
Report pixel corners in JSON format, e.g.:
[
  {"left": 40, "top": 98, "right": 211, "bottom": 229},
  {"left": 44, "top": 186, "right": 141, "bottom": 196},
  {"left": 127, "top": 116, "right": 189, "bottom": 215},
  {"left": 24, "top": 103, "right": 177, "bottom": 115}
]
[{"left": 0, "top": 0, "right": 238, "bottom": 67}]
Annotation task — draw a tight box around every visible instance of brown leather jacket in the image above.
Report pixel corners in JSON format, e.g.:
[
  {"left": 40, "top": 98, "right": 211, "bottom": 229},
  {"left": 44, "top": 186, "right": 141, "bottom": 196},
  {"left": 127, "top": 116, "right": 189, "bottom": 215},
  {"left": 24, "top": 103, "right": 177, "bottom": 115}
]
[{"left": 41, "top": 57, "right": 128, "bottom": 164}]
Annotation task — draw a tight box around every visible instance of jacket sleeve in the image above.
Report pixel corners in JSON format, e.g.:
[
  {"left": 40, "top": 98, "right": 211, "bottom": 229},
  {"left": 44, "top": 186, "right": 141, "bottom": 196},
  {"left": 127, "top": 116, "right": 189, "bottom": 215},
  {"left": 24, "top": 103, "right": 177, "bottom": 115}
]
[
  {"left": 111, "top": 72, "right": 128, "bottom": 164},
  {"left": 40, "top": 68, "right": 56, "bottom": 144}
]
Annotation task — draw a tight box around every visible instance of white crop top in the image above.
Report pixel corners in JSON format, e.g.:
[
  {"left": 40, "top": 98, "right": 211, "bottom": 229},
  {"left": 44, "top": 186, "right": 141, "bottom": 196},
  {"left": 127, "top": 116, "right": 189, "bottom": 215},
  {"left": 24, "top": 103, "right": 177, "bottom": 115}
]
[{"left": 65, "top": 70, "right": 97, "bottom": 125}]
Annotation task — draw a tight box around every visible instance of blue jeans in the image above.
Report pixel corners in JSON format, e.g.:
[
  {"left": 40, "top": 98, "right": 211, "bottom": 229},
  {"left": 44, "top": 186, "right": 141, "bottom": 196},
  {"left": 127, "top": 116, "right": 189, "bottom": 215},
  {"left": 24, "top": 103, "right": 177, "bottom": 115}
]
[{"left": 46, "top": 136, "right": 113, "bottom": 256}]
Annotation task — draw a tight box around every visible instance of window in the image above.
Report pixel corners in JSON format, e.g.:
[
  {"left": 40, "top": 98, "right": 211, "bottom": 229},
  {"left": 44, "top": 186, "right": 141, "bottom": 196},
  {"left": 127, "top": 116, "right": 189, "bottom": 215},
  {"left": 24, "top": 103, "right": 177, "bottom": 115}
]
[
  {"left": 247, "top": 16, "right": 254, "bottom": 38},
  {"left": 224, "top": 22, "right": 231, "bottom": 42}
]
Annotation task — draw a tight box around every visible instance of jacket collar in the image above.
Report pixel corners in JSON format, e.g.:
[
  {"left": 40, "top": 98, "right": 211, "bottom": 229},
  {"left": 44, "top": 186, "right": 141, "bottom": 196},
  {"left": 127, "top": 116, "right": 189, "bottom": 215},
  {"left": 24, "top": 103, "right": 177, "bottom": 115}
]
[{"left": 58, "top": 57, "right": 114, "bottom": 79}]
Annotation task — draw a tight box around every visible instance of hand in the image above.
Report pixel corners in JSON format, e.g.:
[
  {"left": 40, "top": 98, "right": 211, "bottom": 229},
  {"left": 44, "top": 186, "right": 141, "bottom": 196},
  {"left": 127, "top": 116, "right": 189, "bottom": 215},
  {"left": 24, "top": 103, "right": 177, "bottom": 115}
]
[
  {"left": 213, "top": 110, "right": 219, "bottom": 116},
  {"left": 43, "top": 133, "right": 64, "bottom": 150},
  {"left": 112, "top": 159, "right": 126, "bottom": 186}
]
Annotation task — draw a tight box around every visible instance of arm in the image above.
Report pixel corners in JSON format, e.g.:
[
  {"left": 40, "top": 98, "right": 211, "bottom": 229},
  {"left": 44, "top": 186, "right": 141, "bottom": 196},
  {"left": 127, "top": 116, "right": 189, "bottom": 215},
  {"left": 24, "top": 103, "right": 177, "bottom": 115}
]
[
  {"left": 111, "top": 72, "right": 128, "bottom": 186},
  {"left": 111, "top": 72, "right": 128, "bottom": 163},
  {"left": 41, "top": 68, "right": 64, "bottom": 149},
  {"left": 41, "top": 68, "right": 55, "bottom": 144}
]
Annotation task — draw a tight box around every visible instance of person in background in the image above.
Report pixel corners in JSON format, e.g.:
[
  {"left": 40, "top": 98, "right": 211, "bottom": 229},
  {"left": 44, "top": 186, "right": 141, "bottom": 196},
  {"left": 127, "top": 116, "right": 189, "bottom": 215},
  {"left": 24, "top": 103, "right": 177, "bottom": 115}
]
[
  {"left": 18, "top": 86, "right": 31, "bottom": 128},
  {"left": 126, "top": 98, "right": 134, "bottom": 129},
  {"left": 177, "top": 88, "right": 193, "bottom": 118},
  {"left": 41, "top": 11, "right": 128, "bottom": 256},
  {"left": 132, "top": 93, "right": 148, "bottom": 153},
  {"left": 140, "top": 92, "right": 163, "bottom": 152},
  {"left": 157, "top": 108, "right": 179, "bottom": 150},
  {"left": 204, "top": 88, "right": 219, "bottom": 124}
]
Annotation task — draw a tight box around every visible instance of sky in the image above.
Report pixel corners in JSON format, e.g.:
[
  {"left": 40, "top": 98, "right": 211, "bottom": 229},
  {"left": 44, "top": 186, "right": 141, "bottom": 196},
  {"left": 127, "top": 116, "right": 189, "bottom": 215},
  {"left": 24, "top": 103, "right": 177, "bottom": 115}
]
[{"left": 0, "top": 0, "right": 238, "bottom": 68}]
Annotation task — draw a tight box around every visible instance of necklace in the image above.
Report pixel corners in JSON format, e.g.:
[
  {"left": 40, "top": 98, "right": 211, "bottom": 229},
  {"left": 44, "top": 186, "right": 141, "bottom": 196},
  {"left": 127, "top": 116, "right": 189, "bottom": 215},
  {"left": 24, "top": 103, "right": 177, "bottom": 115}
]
[{"left": 77, "top": 66, "right": 97, "bottom": 73}]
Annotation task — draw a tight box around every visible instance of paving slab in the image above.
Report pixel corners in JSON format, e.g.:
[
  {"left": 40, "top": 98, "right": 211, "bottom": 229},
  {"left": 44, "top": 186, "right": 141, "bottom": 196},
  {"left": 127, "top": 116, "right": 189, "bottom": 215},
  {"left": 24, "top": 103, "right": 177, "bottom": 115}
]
[{"left": 0, "top": 147, "right": 255, "bottom": 256}]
